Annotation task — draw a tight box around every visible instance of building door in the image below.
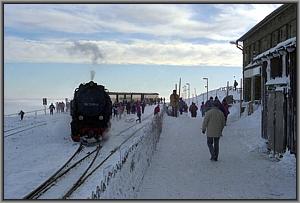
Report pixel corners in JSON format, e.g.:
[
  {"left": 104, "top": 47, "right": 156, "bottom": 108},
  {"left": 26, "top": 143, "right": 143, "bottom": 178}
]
[{"left": 267, "top": 90, "right": 287, "bottom": 153}]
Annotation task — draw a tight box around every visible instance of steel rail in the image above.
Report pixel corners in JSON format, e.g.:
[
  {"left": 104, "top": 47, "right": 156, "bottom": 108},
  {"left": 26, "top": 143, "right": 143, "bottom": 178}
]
[
  {"left": 23, "top": 144, "right": 85, "bottom": 199},
  {"left": 62, "top": 121, "right": 149, "bottom": 199}
]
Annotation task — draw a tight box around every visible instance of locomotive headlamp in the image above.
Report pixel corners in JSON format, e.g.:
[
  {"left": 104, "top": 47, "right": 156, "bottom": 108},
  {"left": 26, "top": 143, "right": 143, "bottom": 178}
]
[
  {"left": 79, "top": 115, "right": 84, "bottom": 120},
  {"left": 99, "top": 115, "right": 104, "bottom": 120}
]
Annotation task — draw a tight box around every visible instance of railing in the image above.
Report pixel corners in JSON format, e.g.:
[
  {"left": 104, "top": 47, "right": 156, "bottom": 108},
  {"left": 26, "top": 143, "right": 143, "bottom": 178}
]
[
  {"left": 4, "top": 108, "right": 47, "bottom": 117},
  {"left": 88, "top": 109, "right": 165, "bottom": 199}
]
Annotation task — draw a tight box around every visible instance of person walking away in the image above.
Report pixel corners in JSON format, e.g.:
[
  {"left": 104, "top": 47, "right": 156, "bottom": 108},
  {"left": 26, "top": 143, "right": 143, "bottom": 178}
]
[
  {"left": 113, "top": 103, "right": 118, "bottom": 119},
  {"left": 204, "top": 97, "right": 214, "bottom": 113},
  {"left": 202, "top": 100, "right": 225, "bottom": 161},
  {"left": 56, "top": 102, "right": 59, "bottom": 113},
  {"left": 136, "top": 101, "right": 142, "bottom": 123},
  {"left": 214, "top": 96, "right": 226, "bottom": 116},
  {"left": 170, "top": 89, "right": 179, "bottom": 117},
  {"left": 141, "top": 100, "right": 146, "bottom": 114},
  {"left": 117, "top": 103, "right": 124, "bottom": 120},
  {"left": 49, "top": 103, "right": 55, "bottom": 115},
  {"left": 222, "top": 99, "right": 230, "bottom": 125},
  {"left": 154, "top": 104, "right": 160, "bottom": 115},
  {"left": 234, "top": 80, "right": 238, "bottom": 91},
  {"left": 189, "top": 102, "right": 198, "bottom": 118},
  {"left": 131, "top": 102, "right": 136, "bottom": 114},
  {"left": 18, "top": 110, "right": 25, "bottom": 120},
  {"left": 66, "top": 101, "right": 70, "bottom": 112},
  {"left": 200, "top": 102, "right": 205, "bottom": 117},
  {"left": 179, "top": 98, "right": 185, "bottom": 115},
  {"left": 61, "top": 102, "right": 65, "bottom": 113},
  {"left": 126, "top": 102, "right": 131, "bottom": 114}
]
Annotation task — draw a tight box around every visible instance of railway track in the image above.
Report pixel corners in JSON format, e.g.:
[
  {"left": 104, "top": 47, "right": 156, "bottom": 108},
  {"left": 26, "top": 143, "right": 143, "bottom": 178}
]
[
  {"left": 23, "top": 144, "right": 101, "bottom": 199},
  {"left": 4, "top": 118, "right": 61, "bottom": 138},
  {"left": 23, "top": 114, "right": 153, "bottom": 199},
  {"left": 62, "top": 120, "right": 150, "bottom": 199}
]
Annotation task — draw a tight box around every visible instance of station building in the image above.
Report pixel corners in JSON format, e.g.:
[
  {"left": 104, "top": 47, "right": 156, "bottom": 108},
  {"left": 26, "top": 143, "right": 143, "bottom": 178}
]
[{"left": 235, "top": 4, "right": 297, "bottom": 154}]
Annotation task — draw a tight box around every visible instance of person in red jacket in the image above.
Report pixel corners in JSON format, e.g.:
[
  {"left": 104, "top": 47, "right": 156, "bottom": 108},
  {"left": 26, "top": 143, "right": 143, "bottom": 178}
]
[
  {"left": 154, "top": 104, "right": 160, "bottom": 115},
  {"left": 222, "top": 99, "right": 230, "bottom": 125}
]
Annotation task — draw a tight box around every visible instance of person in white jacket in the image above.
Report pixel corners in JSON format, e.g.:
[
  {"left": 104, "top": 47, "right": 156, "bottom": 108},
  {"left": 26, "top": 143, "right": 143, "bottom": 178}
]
[{"left": 202, "top": 100, "right": 225, "bottom": 161}]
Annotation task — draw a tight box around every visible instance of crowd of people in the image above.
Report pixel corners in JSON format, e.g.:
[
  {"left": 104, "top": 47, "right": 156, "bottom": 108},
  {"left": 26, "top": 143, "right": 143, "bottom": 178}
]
[{"left": 169, "top": 89, "right": 230, "bottom": 122}]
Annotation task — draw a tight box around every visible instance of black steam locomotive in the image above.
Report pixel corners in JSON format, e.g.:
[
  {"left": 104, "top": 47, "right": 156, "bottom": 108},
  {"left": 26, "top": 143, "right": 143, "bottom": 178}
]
[{"left": 70, "top": 81, "right": 112, "bottom": 143}]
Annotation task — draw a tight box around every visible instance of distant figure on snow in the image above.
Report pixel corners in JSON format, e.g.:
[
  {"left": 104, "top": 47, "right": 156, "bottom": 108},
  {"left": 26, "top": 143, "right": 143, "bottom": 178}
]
[
  {"left": 49, "top": 103, "right": 55, "bottom": 115},
  {"left": 189, "top": 102, "right": 198, "bottom": 118},
  {"left": 200, "top": 102, "right": 205, "bottom": 117},
  {"left": 136, "top": 101, "right": 142, "bottom": 123},
  {"left": 202, "top": 100, "right": 225, "bottom": 161},
  {"left": 170, "top": 89, "right": 179, "bottom": 117},
  {"left": 222, "top": 99, "right": 230, "bottom": 125},
  {"left": 18, "top": 110, "right": 25, "bottom": 120},
  {"left": 154, "top": 104, "right": 160, "bottom": 115},
  {"left": 234, "top": 80, "right": 238, "bottom": 91},
  {"left": 179, "top": 98, "right": 185, "bottom": 115}
]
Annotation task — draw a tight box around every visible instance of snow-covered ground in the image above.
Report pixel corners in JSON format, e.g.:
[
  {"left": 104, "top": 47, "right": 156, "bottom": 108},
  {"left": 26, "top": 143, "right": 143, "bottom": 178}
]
[
  {"left": 4, "top": 92, "right": 296, "bottom": 199},
  {"left": 3, "top": 104, "right": 158, "bottom": 199},
  {"left": 136, "top": 104, "right": 296, "bottom": 199}
]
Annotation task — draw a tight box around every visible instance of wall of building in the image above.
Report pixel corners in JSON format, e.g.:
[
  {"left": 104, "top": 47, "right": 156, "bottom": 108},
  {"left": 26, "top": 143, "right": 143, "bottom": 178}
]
[
  {"left": 240, "top": 4, "right": 297, "bottom": 154},
  {"left": 243, "top": 4, "right": 297, "bottom": 67}
]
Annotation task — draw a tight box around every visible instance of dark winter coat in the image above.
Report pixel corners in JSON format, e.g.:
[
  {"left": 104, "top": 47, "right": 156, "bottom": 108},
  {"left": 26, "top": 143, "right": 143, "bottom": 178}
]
[{"left": 189, "top": 104, "right": 198, "bottom": 117}]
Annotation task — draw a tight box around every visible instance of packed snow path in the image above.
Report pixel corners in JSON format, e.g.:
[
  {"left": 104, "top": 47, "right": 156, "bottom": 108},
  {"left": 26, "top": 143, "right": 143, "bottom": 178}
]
[{"left": 137, "top": 108, "right": 296, "bottom": 199}]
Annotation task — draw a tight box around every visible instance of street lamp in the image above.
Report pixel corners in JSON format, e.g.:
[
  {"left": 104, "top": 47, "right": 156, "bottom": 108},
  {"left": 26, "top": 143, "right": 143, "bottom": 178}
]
[
  {"left": 183, "top": 85, "right": 186, "bottom": 99},
  {"left": 186, "top": 83, "right": 190, "bottom": 104},
  {"left": 203, "top": 78, "right": 208, "bottom": 101},
  {"left": 230, "top": 40, "right": 243, "bottom": 51},
  {"left": 230, "top": 41, "right": 243, "bottom": 118}
]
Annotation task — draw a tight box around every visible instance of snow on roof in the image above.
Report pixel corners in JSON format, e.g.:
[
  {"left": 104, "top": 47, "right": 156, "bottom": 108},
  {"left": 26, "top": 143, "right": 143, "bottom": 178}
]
[
  {"left": 266, "top": 76, "right": 290, "bottom": 86},
  {"left": 244, "top": 61, "right": 259, "bottom": 69},
  {"left": 253, "top": 37, "right": 296, "bottom": 61}
]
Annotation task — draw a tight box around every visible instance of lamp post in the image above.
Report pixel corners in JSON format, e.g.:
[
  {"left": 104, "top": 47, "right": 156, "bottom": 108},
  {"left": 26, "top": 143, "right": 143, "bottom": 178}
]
[
  {"left": 194, "top": 88, "right": 198, "bottom": 105},
  {"left": 186, "top": 83, "right": 190, "bottom": 104},
  {"left": 230, "top": 40, "right": 243, "bottom": 118},
  {"left": 203, "top": 78, "right": 208, "bottom": 101}
]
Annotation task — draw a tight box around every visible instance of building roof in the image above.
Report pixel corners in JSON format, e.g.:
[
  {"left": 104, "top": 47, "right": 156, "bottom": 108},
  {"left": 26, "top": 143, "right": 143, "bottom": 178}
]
[
  {"left": 237, "top": 4, "right": 294, "bottom": 42},
  {"left": 108, "top": 92, "right": 159, "bottom": 96}
]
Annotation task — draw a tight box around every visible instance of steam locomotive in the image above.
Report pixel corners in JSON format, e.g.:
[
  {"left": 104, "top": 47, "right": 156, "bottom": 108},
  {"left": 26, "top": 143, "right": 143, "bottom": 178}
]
[{"left": 70, "top": 81, "right": 112, "bottom": 144}]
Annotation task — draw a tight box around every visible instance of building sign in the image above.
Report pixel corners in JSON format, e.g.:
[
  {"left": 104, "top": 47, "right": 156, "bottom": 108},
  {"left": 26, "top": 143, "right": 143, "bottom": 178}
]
[
  {"left": 244, "top": 66, "right": 261, "bottom": 78},
  {"left": 43, "top": 98, "right": 47, "bottom": 105}
]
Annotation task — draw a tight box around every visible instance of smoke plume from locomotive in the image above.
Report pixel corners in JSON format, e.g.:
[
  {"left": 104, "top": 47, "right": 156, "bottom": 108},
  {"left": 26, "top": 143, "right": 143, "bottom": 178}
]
[{"left": 90, "top": 70, "right": 96, "bottom": 81}]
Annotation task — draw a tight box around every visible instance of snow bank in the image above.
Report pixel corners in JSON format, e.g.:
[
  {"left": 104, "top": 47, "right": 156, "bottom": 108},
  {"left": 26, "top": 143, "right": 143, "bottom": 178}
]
[{"left": 72, "top": 111, "right": 164, "bottom": 199}]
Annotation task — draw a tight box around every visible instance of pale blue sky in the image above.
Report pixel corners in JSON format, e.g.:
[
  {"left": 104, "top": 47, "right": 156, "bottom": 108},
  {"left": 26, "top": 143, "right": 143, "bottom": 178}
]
[{"left": 4, "top": 3, "right": 281, "bottom": 100}]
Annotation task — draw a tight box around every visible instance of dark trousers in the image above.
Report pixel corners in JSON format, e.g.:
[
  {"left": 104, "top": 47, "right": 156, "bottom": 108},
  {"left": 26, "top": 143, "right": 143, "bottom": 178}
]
[
  {"left": 136, "top": 112, "right": 141, "bottom": 123},
  {"left": 172, "top": 106, "right": 178, "bottom": 117},
  {"left": 207, "top": 137, "right": 220, "bottom": 160}
]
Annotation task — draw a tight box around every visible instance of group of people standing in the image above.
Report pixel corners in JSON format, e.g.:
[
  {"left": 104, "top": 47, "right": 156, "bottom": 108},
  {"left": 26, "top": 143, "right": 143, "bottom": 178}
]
[
  {"left": 113, "top": 100, "right": 146, "bottom": 123},
  {"left": 48, "top": 101, "right": 70, "bottom": 115}
]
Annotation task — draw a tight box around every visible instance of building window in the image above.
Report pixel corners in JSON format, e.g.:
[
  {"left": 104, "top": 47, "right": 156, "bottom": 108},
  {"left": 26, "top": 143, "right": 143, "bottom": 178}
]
[
  {"left": 244, "top": 78, "right": 251, "bottom": 102},
  {"left": 270, "top": 56, "right": 282, "bottom": 78}
]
